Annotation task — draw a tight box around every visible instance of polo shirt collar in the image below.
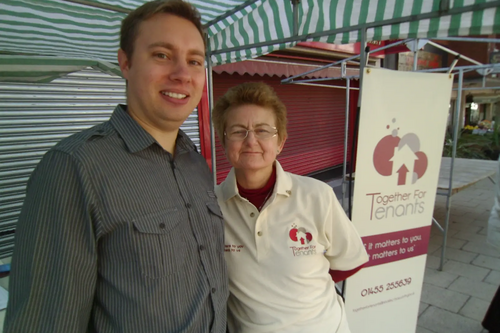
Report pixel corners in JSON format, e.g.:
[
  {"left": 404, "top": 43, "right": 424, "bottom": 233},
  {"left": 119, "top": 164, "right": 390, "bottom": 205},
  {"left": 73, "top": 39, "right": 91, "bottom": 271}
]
[
  {"left": 275, "top": 161, "right": 293, "bottom": 197},
  {"left": 110, "top": 104, "right": 195, "bottom": 154},
  {"left": 220, "top": 160, "right": 293, "bottom": 202}
]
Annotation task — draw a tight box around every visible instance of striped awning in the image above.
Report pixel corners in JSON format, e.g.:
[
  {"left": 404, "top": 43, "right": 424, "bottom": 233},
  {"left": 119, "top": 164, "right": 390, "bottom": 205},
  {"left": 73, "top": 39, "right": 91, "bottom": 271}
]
[
  {"left": 0, "top": 55, "right": 121, "bottom": 83},
  {"left": 1, "top": 0, "right": 499, "bottom": 79}
]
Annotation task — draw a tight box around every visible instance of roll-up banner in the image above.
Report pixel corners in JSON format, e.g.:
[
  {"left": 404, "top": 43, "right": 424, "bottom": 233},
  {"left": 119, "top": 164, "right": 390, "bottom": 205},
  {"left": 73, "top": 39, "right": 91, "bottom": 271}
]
[{"left": 345, "top": 68, "right": 453, "bottom": 333}]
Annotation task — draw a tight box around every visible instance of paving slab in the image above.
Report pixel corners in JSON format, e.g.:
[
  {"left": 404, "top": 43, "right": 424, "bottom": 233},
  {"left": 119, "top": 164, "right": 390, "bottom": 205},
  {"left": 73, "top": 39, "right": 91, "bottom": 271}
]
[
  {"left": 448, "top": 276, "right": 498, "bottom": 302},
  {"left": 418, "top": 306, "right": 484, "bottom": 333},
  {"left": 442, "top": 260, "right": 490, "bottom": 282},
  {"left": 423, "top": 267, "right": 458, "bottom": 288},
  {"left": 472, "top": 255, "right": 500, "bottom": 271},
  {"left": 452, "top": 231, "right": 487, "bottom": 243},
  {"left": 419, "top": 302, "right": 430, "bottom": 317},
  {"left": 416, "top": 326, "right": 435, "bottom": 333},
  {"left": 484, "top": 270, "right": 500, "bottom": 285},
  {"left": 463, "top": 241, "right": 500, "bottom": 258},
  {"left": 459, "top": 297, "right": 490, "bottom": 322},
  {"left": 447, "top": 223, "right": 482, "bottom": 234},
  {"left": 432, "top": 248, "right": 478, "bottom": 264},
  {"left": 425, "top": 255, "right": 447, "bottom": 270},
  {"left": 431, "top": 226, "right": 459, "bottom": 237},
  {"left": 427, "top": 242, "right": 441, "bottom": 255},
  {"left": 420, "top": 283, "right": 469, "bottom": 313},
  {"left": 459, "top": 219, "right": 490, "bottom": 228},
  {"left": 428, "top": 236, "right": 466, "bottom": 249}
]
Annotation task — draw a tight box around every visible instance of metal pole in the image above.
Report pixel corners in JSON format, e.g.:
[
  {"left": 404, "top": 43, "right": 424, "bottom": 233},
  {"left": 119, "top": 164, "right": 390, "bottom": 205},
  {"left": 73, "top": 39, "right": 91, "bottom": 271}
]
[
  {"left": 294, "top": 82, "right": 360, "bottom": 90},
  {"left": 282, "top": 39, "right": 410, "bottom": 84},
  {"left": 284, "top": 76, "right": 359, "bottom": 84},
  {"left": 357, "top": 28, "right": 368, "bottom": 107},
  {"left": 439, "top": 69, "right": 463, "bottom": 271},
  {"left": 431, "top": 37, "right": 500, "bottom": 43},
  {"left": 342, "top": 79, "right": 351, "bottom": 210},
  {"left": 206, "top": 55, "right": 217, "bottom": 183},
  {"left": 292, "top": 0, "right": 299, "bottom": 36},
  {"left": 420, "top": 63, "right": 500, "bottom": 73},
  {"left": 282, "top": 54, "right": 362, "bottom": 83},
  {"left": 344, "top": 28, "right": 366, "bottom": 296},
  {"left": 348, "top": 28, "right": 367, "bottom": 218},
  {"left": 427, "top": 41, "right": 483, "bottom": 66},
  {"left": 452, "top": 85, "right": 500, "bottom": 91},
  {"left": 413, "top": 39, "right": 418, "bottom": 71}
]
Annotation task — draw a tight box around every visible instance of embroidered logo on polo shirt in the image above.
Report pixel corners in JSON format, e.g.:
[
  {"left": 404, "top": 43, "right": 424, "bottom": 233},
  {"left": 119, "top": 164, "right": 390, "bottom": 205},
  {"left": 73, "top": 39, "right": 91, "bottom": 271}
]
[
  {"left": 289, "top": 224, "right": 312, "bottom": 244},
  {"left": 289, "top": 224, "right": 316, "bottom": 257}
]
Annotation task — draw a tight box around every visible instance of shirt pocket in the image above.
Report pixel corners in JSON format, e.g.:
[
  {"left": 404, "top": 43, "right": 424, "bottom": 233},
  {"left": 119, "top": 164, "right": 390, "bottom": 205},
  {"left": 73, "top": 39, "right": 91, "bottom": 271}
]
[{"left": 132, "top": 208, "right": 186, "bottom": 279}]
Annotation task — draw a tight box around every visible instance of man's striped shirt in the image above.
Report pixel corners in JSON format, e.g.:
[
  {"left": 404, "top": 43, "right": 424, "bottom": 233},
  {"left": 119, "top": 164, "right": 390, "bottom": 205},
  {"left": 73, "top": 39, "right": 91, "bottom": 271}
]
[{"left": 5, "top": 105, "right": 228, "bottom": 333}]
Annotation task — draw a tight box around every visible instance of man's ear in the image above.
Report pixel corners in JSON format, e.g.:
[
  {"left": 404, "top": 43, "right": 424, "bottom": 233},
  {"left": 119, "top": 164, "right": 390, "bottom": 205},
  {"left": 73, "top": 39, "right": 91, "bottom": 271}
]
[{"left": 117, "top": 48, "right": 131, "bottom": 80}]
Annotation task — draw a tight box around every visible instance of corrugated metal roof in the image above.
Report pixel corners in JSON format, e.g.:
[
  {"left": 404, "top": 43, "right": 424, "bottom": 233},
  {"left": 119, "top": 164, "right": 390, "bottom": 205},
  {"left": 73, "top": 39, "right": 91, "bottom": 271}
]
[{"left": 213, "top": 58, "right": 359, "bottom": 78}]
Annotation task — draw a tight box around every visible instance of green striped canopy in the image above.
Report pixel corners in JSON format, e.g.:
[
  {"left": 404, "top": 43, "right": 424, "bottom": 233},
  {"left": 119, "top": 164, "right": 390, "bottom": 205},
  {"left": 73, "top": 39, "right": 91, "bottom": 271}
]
[{"left": 1, "top": 0, "right": 499, "bottom": 81}]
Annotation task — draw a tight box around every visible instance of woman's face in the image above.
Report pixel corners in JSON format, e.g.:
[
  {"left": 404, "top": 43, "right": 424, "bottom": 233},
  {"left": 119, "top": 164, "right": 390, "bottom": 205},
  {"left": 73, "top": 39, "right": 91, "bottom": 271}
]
[{"left": 224, "top": 104, "right": 285, "bottom": 173}]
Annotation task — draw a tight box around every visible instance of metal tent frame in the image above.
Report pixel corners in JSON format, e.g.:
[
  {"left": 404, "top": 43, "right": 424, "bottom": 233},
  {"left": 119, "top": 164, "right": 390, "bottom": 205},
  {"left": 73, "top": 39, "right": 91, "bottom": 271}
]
[
  {"left": 276, "top": 36, "right": 500, "bottom": 271},
  {"left": 197, "top": 0, "right": 500, "bottom": 178}
]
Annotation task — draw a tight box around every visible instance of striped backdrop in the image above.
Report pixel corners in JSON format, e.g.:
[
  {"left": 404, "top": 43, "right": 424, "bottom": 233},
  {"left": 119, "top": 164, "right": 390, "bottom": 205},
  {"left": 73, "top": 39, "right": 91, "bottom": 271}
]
[{"left": 0, "top": 0, "right": 499, "bottom": 68}]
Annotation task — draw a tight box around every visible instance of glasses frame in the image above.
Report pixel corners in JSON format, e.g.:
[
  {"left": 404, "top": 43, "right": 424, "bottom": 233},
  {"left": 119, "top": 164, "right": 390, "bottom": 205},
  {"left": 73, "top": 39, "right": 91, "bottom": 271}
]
[{"left": 224, "top": 126, "right": 278, "bottom": 141}]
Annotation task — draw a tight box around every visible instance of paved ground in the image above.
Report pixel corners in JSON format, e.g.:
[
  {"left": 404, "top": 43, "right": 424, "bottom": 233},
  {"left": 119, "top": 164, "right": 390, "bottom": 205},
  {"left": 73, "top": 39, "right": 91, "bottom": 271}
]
[{"left": 416, "top": 176, "right": 499, "bottom": 333}]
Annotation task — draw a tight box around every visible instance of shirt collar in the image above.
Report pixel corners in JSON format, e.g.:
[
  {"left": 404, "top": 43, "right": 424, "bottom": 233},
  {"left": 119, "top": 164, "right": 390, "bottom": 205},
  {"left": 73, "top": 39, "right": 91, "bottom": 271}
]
[
  {"left": 110, "top": 104, "right": 196, "bottom": 154},
  {"left": 220, "top": 160, "right": 293, "bottom": 202}
]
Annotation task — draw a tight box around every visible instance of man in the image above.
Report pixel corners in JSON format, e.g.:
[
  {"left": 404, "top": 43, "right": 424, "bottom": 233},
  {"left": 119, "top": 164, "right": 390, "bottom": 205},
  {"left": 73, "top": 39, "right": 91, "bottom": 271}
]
[{"left": 4, "top": 1, "right": 228, "bottom": 332}]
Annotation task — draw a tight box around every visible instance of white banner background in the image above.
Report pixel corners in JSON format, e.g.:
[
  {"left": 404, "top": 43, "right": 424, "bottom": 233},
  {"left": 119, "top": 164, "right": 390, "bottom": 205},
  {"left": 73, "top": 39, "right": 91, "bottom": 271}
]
[{"left": 344, "top": 68, "right": 453, "bottom": 333}]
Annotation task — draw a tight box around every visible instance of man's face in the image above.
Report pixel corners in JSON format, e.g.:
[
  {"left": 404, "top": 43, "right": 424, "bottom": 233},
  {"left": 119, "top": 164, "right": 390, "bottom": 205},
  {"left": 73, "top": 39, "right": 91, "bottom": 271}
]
[{"left": 118, "top": 13, "right": 206, "bottom": 132}]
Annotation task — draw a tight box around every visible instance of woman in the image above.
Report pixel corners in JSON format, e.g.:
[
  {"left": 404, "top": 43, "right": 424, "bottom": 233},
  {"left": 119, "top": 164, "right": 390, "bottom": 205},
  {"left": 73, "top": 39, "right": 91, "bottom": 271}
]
[{"left": 213, "top": 82, "right": 368, "bottom": 333}]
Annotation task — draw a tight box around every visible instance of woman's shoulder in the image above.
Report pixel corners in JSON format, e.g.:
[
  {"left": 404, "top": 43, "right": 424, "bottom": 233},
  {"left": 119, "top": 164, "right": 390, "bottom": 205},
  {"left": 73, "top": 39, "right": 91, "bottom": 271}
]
[{"left": 285, "top": 172, "right": 333, "bottom": 195}]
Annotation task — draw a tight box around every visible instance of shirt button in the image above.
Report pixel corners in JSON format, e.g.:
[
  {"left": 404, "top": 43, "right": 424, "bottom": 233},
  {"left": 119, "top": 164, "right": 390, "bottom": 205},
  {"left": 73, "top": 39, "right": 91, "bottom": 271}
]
[
  {"left": 159, "top": 223, "right": 166, "bottom": 229},
  {"left": 211, "top": 287, "right": 216, "bottom": 293},
  {"left": 286, "top": 190, "right": 292, "bottom": 195},
  {"left": 250, "top": 212, "right": 255, "bottom": 217},
  {"left": 199, "top": 245, "right": 205, "bottom": 251},
  {"left": 257, "top": 231, "right": 263, "bottom": 236},
  {"left": 186, "top": 203, "right": 192, "bottom": 208}
]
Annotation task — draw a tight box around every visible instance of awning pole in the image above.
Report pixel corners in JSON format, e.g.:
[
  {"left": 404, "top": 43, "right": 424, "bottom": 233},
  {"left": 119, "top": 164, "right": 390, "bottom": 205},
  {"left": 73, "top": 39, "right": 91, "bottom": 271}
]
[
  {"left": 292, "top": 0, "right": 299, "bottom": 36},
  {"left": 413, "top": 39, "right": 418, "bottom": 71},
  {"left": 348, "top": 28, "right": 367, "bottom": 219},
  {"left": 342, "top": 79, "right": 351, "bottom": 210},
  {"left": 206, "top": 54, "right": 217, "bottom": 183},
  {"left": 283, "top": 39, "right": 411, "bottom": 84},
  {"left": 440, "top": 69, "right": 463, "bottom": 271}
]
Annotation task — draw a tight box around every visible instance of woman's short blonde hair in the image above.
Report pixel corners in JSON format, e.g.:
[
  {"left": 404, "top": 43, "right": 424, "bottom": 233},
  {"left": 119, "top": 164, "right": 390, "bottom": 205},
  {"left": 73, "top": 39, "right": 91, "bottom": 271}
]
[{"left": 212, "top": 82, "right": 287, "bottom": 146}]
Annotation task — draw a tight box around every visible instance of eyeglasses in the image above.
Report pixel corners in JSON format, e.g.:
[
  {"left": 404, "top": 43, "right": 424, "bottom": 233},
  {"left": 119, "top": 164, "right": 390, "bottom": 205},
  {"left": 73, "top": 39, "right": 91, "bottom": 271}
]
[{"left": 224, "top": 125, "right": 278, "bottom": 141}]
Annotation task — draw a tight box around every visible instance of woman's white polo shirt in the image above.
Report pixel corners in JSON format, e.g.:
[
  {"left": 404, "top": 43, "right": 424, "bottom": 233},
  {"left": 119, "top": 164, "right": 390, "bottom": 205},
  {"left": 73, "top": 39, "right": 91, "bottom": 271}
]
[{"left": 215, "top": 161, "right": 369, "bottom": 333}]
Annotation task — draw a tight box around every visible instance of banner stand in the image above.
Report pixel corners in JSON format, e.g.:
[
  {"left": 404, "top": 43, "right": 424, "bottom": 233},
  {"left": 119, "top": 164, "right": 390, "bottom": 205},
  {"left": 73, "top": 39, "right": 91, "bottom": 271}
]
[
  {"left": 281, "top": 38, "right": 500, "bottom": 333},
  {"left": 282, "top": 38, "right": 500, "bottom": 271}
]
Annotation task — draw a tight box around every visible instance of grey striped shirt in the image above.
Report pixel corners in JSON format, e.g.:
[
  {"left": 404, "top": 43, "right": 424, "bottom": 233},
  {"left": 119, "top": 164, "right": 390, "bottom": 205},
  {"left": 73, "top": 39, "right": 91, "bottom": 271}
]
[{"left": 4, "top": 105, "right": 228, "bottom": 333}]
